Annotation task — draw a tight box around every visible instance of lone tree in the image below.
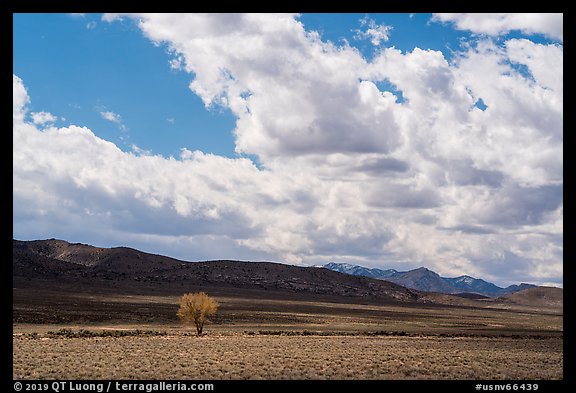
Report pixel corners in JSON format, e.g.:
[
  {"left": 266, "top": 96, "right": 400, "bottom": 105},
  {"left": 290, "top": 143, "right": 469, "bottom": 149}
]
[{"left": 177, "top": 292, "right": 219, "bottom": 336}]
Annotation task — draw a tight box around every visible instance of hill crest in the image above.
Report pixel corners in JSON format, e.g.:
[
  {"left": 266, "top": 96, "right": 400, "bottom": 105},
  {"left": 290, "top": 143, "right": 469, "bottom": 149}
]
[{"left": 13, "top": 239, "right": 421, "bottom": 303}]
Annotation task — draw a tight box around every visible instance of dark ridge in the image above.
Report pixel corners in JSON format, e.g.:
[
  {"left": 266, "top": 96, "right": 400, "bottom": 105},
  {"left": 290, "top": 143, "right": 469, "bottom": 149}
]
[
  {"left": 452, "top": 293, "right": 491, "bottom": 300},
  {"left": 13, "top": 239, "right": 421, "bottom": 303}
]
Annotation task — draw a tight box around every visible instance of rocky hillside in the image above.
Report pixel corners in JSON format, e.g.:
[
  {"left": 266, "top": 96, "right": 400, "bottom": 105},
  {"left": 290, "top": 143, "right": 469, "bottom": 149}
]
[
  {"left": 498, "top": 286, "right": 563, "bottom": 308},
  {"left": 13, "top": 239, "right": 421, "bottom": 302}
]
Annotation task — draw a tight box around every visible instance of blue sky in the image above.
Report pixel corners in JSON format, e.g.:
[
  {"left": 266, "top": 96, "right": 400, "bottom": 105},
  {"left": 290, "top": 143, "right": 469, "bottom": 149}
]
[
  {"left": 13, "top": 13, "right": 555, "bottom": 158},
  {"left": 14, "top": 13, "right": 482, "bottom": 159},
  {"left": 14, "top": 13, "right": 237, "bottom": 158},
  {"left": 13, "top": 13, "right": 563, "bottom": 287}
]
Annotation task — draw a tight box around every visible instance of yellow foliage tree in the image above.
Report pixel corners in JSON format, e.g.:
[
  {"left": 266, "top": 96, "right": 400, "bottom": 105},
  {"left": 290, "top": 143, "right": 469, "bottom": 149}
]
[{"left": 177, "top": 292, "right": 219, "bottom": 336}]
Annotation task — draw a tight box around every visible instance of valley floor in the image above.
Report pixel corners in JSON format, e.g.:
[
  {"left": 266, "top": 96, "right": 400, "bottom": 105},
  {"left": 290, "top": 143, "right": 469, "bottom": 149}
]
[
  {"left": 13, "top": 331, "right": 562, "bottom": 380},
  {"left": 12, "top": 284, "right": 563, "bottom": 380}
]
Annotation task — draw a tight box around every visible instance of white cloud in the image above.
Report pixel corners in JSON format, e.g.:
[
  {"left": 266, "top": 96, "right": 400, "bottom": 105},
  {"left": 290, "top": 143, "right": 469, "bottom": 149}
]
[
  {"left": 169, "top": 56, "right": 184, "bottom": 71},
  {"left": 100, "top": 110, "right": 122, "bottom": 124},
  {"left": 100, "top": 110, "right": 127, "bottom": 131},
  {"left": 447, "top": 39, "right": 563, "bottom": 187},
  {"left": 354, "top": 17, "right": 393, "bottom": 46},
  {"left": 14, "top": 14, "right": 563, "bottom": 287},
  {"left": 31, "top": 111, "right": 58, "bottom": 125},
  {"left": 179, "top": 147, "right": 193, "bottom": 160},
  {"left": 432, "top": 13, "right": 563, "bottom": 41},
  {"left": 505, "top": 38, "right": 563, "bottom": 93},
  {"left": 13, "top": 75, "right": 29, "bottom": 123},
  {"left": 114, "top": 13, "right": 400, "bottom": 161},
  {"left": 101, "top": 14, "right": 122, "bottom": 22},
  {"left": 130, "top": 144, "right": 152, "bottom": 156}
]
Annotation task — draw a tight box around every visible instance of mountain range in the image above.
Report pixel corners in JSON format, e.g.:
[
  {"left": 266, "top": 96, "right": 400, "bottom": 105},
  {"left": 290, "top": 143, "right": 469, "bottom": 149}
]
[
  {"left": 13, "top": 239, "right": 553, "bottom": 307},
  {"left": 321, "top": 262, "right": 536, "bottom": 297},
  {"left": 12, "top": 239, "right": 421, "bottom": 303},
  {"left": 13, "top": 239, "right": 562, "bottom": 327}
]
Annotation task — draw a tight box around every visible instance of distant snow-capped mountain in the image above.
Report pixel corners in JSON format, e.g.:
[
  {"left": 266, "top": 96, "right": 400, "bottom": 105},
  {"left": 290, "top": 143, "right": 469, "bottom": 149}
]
[
  {"left": 322, "top": 262, "right": 397, "bottom": 280},
  {"left": 444, "top": 275, "right": 503, "bottom": 295},
  {"left": 322, "top": 263, "right": 535, "bottom": 297}
]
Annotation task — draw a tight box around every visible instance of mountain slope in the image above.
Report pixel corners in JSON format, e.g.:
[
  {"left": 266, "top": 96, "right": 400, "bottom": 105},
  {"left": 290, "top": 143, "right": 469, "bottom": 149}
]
[
  {"left": 385, "top": 267, "right": 458, "bottom": 293},
  {"left": 322, "top": 263, "right": 536, "bottom": 297},
  {"left": 13, "top": 239, "right": 421, "bottom": 303},
  {"left": 498, "top": 286, "right": 563, "bottom": 308},
  {"left": 444, "top": 275, "right": 513, "bottom": 295}
]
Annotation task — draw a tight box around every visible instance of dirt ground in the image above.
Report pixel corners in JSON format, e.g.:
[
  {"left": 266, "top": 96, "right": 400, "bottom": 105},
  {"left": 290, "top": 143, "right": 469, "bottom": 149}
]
[
  {"left": 13, "top": 285, "right": 563, "bottom": 380},
  {"left": 12, "top": 332, "right": 562, "bottom": 380}
]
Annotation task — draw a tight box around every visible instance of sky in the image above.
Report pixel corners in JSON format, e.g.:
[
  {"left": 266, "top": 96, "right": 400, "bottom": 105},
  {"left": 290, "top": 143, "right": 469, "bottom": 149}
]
[{"left": 13, "top": 13, "right": 563, "bottom": 287}]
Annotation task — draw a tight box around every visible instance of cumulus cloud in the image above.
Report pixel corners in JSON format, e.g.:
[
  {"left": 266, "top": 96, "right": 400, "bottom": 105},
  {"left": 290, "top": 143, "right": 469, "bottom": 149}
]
[
  {"left": 107, "top": 13, "right": 401, "bottom": 160},
  {"left": 354, "top": 16, "right": 393, "bottom": 46},
  {"left": 505, "top": 38, "right": 563, "bottom": 93},
  {"left": 14, "top": 79, "right": 269, "bottom": 260},
  {"left": 432, "top": 13, "right": 563, "bottom": 41},
  {"left": 13, "top": 75, "right": 29, "bottom": 123},
  {"left": 31, "top": 111, "right": 58, "bottom": 125},
  {"left": 13, "top": 14, "right": 563, "bottom": 287}
]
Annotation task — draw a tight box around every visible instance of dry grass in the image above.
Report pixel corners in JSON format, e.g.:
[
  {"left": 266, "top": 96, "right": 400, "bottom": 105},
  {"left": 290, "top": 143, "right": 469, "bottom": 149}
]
[
  {"left": 13, "top": 332, "right": 562, "bottom": 380},
  {"left": 12, "top": 284, "right": 563, "bottom": 380}
]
